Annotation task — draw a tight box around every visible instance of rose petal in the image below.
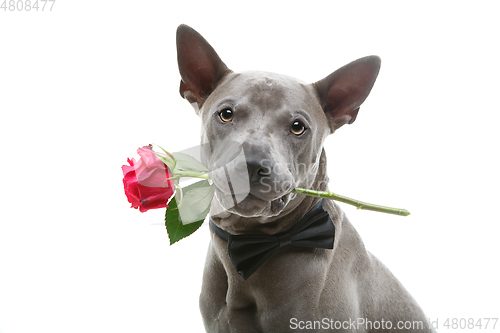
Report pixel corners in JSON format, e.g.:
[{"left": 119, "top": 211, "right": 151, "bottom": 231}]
[
  {"left": 137, "top": 145, "right": 157, "bottom": 166},
  {"left": 123, "top": 145, "right": 175, "bottom": 213}
]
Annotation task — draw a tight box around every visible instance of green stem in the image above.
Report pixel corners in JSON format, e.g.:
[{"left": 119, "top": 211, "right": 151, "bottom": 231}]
[
  {"left": 292, "top": 187, "right": 410, "bottom": 216},
  {"left": 172, "top": 169, "right": 211, "bottom": 180}
]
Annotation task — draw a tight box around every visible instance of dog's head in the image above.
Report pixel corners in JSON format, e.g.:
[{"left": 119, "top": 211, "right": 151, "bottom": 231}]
[{"left": 176, "top": 24, "right": 380, "bottom": 220}]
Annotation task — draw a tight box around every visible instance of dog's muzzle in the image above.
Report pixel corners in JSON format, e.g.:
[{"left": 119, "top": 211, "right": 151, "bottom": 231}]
[{"left": 207, "top": 144, "right": 294, "bottom": 217}]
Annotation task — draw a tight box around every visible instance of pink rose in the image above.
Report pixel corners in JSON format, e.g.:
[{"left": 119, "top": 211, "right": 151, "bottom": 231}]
[{"left": 122, "top": 145, "right": 175, "bottom": 212}]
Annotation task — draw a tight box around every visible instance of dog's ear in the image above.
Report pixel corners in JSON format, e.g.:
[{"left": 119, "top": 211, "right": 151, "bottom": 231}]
[
  {"left": 314, "top": 56, "right": 381, "bottom": 133},
  {"left": 176, "top": 24, "right": 229, "bottom": 109}
]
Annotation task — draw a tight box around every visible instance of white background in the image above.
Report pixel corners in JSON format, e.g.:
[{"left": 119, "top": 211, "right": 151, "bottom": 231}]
[{"left": 1, "top": 1, "right": 499, "bottom": 332}]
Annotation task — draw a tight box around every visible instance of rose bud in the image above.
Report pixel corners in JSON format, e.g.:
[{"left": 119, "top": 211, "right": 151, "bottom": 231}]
[{"left": 122, "top": 145, "right": 175, "bottom": 212}]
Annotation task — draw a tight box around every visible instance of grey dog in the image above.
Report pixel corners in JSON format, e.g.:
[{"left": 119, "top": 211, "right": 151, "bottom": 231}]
[{"left": 176, "top": 24, "right": 433, "bottom": 333}]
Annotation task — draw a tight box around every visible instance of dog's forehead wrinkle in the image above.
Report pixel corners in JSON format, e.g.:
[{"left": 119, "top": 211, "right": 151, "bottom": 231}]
[
  {"left": 247, "top": 88, "right": 286, "bottom": 112},
  {"left": 232, "top": 72, "right": 308, "bottom": 109}
]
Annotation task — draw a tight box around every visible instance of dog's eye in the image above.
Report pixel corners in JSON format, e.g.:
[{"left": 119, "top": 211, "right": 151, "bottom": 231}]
[
  {"left": 290, "top": 120, "right": 306, "bottom": 136},
  {"left": 219, "top": 108, "right": 234, "bottom": 122}
]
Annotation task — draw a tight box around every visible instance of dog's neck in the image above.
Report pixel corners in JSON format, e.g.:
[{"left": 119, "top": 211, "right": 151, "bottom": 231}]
[{"left": 210, "top": 149, "right": 329, "bottom": 235}]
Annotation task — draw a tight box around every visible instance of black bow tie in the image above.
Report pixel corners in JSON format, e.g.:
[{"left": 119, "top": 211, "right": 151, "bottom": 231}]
[{"left": 209, "top": 199, "right": 335, "bottom": 280}]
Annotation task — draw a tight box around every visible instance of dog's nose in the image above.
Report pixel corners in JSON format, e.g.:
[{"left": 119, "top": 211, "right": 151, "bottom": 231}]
[{"left": 246, "top": 158, "right": 272, "bottom": 184}]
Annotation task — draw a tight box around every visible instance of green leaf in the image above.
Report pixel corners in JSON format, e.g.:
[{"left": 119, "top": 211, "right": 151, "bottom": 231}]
[
  {"left": 165, "top": 198, "right": 204, "bottom": 245},
  {"left": 154, "top": 152, "right": 176, "bottom": 171},
  {"left": 153, "top": 144, "right": 176, "bottom": 164},
  {"left": 177, "top": 180, "right": 214, "bottom": 225},
  {"left": 172, "top": 152, "right": 208, "bottom": 173}
]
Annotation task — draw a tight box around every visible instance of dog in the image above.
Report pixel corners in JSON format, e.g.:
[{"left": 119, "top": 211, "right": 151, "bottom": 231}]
[{"left": 176, "top": 24, "right": 433, "bottom": 332}]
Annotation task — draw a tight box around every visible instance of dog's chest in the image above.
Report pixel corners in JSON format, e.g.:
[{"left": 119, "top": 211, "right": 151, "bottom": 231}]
[{"left": 212, "top": 242, "right": 350, "bottom": 330}]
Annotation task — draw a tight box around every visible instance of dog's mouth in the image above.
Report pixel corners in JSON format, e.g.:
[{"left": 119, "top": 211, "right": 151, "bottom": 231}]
[{"left": 214, "top": 188, "right": 293, "bottom": 218}]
